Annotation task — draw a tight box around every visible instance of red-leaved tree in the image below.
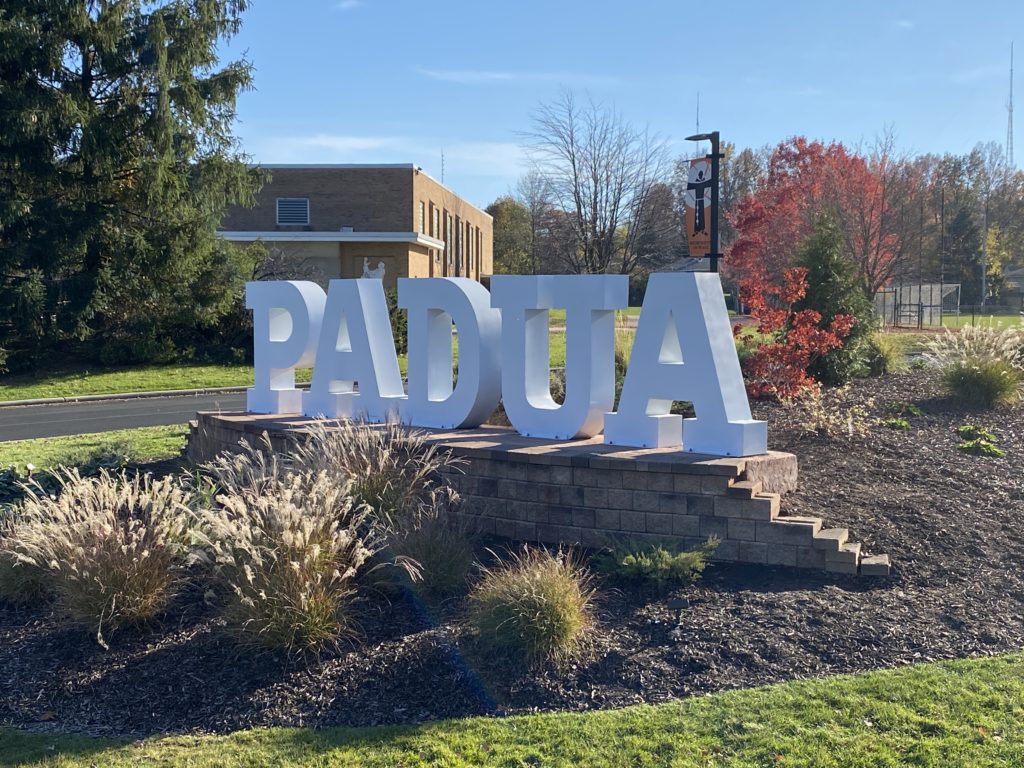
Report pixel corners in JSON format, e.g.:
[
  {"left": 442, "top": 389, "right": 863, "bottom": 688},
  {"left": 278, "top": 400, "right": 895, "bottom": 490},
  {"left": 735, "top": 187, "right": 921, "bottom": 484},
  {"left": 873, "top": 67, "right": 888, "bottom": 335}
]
[
  {"left": 727, "top": 137, "right": 901, "bottom": 298},
  {"left": 737, "top": 267, "right": 855, "bottom": 400}
]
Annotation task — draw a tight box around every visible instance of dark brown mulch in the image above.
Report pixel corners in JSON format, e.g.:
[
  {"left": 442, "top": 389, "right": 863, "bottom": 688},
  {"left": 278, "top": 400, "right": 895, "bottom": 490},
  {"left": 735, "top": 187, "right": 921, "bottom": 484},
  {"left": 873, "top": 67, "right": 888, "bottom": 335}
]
[{"left": 1, "top": 370, "right": 1023, "bottom": 737}]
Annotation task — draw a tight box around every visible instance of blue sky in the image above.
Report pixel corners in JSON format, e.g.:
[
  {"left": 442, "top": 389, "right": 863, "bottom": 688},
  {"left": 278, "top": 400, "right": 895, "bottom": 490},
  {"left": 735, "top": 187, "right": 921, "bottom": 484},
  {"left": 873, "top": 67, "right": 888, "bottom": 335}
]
[{"left": 221, "top": 0, "right": 1023, "bottom": 208}]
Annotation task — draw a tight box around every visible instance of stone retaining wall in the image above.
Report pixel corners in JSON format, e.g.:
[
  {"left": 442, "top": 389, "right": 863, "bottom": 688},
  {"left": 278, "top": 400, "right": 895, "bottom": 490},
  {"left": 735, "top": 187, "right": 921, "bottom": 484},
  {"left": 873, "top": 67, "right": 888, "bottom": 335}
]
[{"left": 187, "top": 413, "right": 890, "bottom": 576}]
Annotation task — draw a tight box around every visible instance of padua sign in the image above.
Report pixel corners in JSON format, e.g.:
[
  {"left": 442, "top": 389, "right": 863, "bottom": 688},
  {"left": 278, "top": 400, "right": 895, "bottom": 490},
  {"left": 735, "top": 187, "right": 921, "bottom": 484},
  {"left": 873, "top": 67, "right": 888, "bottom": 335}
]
[{"left": 246, "top": 273, "right": 767, "bottom": 457}]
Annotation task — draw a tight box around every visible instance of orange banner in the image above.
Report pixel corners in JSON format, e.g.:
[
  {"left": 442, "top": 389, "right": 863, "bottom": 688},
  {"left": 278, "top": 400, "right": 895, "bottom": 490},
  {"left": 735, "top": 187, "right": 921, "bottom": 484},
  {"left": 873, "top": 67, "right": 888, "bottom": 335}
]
[{"left": 684, "top": 158, "right": 712, "bottom": 259}]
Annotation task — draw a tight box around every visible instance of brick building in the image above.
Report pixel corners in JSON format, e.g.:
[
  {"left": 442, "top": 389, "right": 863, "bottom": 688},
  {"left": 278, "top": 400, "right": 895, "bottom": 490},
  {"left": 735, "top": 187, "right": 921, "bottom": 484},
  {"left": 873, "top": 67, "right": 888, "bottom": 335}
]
[{"left": 219, "top": 164, "right": 493, "bottom": 290}]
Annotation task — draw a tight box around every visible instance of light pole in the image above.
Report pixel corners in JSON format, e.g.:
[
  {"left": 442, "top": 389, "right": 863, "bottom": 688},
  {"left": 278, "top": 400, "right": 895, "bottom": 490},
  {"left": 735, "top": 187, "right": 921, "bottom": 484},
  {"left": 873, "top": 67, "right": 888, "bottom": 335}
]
[{"left": 685, "top": 130, "right": 724, "bottom": 273}]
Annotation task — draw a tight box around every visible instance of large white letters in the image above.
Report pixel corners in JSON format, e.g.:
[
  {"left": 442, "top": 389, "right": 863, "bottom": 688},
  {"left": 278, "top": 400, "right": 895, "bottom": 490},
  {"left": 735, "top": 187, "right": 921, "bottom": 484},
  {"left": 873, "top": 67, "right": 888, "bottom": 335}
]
[
  {"left": 246, "top": 280, "right": 325, "bottom": 414},
  {"left": 398, "top": 277, "right": 501, "bottom": 428},
  {"left": 490, "top": 275, "right": 627, "bottom": 439},
  {"left": 302, "top": 279, "right": 405, "bottom": 422},
  {"left": 603, "top": 272, "right": 767, "bottom": 456},
  {"left": 247, "top": 273, "right": 768, "bottom": 457}
]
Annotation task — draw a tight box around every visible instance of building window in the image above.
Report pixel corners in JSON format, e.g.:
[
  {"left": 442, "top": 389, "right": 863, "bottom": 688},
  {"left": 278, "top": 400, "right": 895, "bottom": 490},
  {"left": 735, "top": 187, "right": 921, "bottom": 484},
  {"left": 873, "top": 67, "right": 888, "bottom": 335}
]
[
  {"left": 432, "top": 206, "right": 440, "bottom": 238},
  {"left": 276, "top": 198, "right": 309, "bottom": 225},
  {"left": 446, "top": 213, "right": 454, "bottom": 265},
  {"left": 456, "top": 217, "right": 463, "bottom": 273},
  {"left": 418, "top": 201, "right": 426, "bottom": 234}
]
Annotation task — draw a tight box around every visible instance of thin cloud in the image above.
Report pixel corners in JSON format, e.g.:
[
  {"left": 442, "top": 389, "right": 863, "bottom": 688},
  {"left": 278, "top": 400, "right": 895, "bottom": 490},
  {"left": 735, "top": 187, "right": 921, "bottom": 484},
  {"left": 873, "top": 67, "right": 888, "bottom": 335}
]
[
  {"left": 251, "top": 133, "right": 527, "bottom": 179},
  {"left": 416, "top": 67, "right": 620, "bottom": 87},
  {"left": 417, "top": 69, "right": 517, "bottom": 84},
  {"left": 890, "top": 19, "right": 915, "bottom": 29},
  {"left": 284, "top": 134, "right": 400, "bottom": 153},
  {"left": 436, "top": 141, "right": 528, "bottom": 178},
  {"left": 250, "top": 134, "right": 401, "bottom": 162},
  {"left": 336, "top": 0, "right": 362, "bottom": 10}
]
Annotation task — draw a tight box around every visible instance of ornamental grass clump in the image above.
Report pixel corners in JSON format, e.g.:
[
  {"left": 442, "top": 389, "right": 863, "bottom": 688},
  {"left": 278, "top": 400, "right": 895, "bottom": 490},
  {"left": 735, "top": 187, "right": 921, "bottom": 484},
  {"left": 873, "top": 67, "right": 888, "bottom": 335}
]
[
  {"left": 467, "top": 547, "right": 595, "bottom": 666},
  {"left": 390, "top": 512, "right": 476, "bottom": 599},
  {"left": 0, "top": 506, "right": 47, "bottom": 604},
  {"left": 198, "top": 471, "right": 377, "bottom": 651},
  {"left": 291, "top": 420, "right": 464, "bottom": 534},
  {"left": 925, "top": 327, "right": 1024, "bottom": 408},
  {"left": 864, "top": 331, "right": 909, "bottom": 376},
  {"left": 8, "top": 469, "right": 192, "bottom": 645},
  {"left": 199, "top": 436, "right": 403, "bottom": 652}
]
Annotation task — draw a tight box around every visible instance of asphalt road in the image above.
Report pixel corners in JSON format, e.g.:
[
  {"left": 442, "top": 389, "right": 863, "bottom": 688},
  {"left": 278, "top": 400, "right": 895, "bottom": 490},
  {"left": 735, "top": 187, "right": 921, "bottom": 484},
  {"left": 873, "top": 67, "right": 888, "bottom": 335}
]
[{"left": 0, "top": 392, "right": 248, "bottom": 442}]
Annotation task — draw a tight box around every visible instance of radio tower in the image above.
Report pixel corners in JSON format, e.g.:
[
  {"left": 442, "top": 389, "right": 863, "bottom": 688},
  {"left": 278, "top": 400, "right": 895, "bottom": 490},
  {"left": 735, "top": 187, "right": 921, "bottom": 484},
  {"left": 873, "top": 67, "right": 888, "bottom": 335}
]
[{"left": 1008, "top": 43, "right": 1015, "bottom": 168}]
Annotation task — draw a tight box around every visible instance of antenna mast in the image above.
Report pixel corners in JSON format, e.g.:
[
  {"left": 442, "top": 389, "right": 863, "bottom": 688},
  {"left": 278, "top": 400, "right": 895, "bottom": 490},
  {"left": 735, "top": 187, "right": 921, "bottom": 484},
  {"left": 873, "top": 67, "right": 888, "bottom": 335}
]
[
  {"left": 1009, "top": 43, "right": 1015, "bottom": 168},
  {"left": 694, "top": 92, "right": 701, "bottom": 153}
]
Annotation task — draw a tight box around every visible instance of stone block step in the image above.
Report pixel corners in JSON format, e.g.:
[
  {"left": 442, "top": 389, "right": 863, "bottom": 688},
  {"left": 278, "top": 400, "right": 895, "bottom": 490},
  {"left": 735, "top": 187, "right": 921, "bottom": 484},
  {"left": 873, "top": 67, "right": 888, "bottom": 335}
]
[
  {"left": 825, "top": 559, "right": 859, "bottom": 575},
  {"left": 827, "top": 542, "right": 861, "bottom": 564},
  {"left": 757, "top": 516, "right": 822, "bottom": 545},
  {"left": 812, "top": 527, "right": 849, "bottom": 551},
  {"left": 727, "top": 479, "right": 763, "bottom": 499},
  {"left": 714, "top": 493, "right": 780, "bottom": 521},
  {"left": 860, "top": 554, "right": 892, "bottom": 577}
]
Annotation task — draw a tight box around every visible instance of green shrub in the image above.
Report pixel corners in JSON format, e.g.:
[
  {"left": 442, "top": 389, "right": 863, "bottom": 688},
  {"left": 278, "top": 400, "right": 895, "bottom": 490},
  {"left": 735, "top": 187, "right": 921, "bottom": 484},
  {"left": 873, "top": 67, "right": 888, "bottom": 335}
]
[
  {"left": 954, "top": 424, "right": 1004, "bottom": 457},
  {"left": 56, "top": 442, "right": 134, "bottom": 475},
  {"left": 864, "top": 332, "right": 908, "bottom": 376},
  {"left": 467, "top": 547, "right": 595, "bottom": 666},
  {"left": 885, "top": 401, "right": 924, "bottom": 417},
  {"left": 926, "top": 327, "right": 1024, "bottom": 408},
  {"left": 595, "top": 539, "right": 718, "bottom": 590},
  {"left": 9, "top": 469, "right": 193, "bottom": 645},
  {"left": 879, "top": 417, "right": 910, "bottom": 430},
  {"left": 957, "top": 424, "right": 997, "bottom": 442},
  {"left": 793, "top": 215, "right": 875, "bottom": 385},
  {"left": 958, "top": 439, "right": 1005, "bottom": 458},
  {"left": 390, "top": 513, "right": 476, "bottom": 599},
  {"left": 784, "top": 386, "right": 873, "bottom": 438},
  {"left": 0, "top": 443, "right": 134, "bottom": 505}
]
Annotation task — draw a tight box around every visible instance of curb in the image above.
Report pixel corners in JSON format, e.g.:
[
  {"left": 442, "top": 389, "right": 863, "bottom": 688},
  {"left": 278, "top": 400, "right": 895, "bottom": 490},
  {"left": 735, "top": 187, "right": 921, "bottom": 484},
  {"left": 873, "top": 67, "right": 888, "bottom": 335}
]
[{"left": 0, "top": 385, "right": 254, "bottom": 409}]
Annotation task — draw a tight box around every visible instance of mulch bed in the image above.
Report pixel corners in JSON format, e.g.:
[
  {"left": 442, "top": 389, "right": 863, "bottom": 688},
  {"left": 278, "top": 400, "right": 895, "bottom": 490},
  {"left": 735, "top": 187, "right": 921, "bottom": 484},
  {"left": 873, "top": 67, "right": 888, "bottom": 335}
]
[{"left": 2, "top": 369, "right": 1023, "bottom": 737}]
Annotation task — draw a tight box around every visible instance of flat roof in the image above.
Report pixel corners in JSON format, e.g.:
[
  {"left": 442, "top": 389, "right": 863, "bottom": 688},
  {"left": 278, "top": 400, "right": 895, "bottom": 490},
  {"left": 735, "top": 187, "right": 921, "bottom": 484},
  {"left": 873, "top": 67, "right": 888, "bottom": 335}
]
[
  {"left": 255, "top": 164, "right": 417, "bottom": 170},
  {"left": 219, "top": 230, "right": 446, "bottom": 249}
]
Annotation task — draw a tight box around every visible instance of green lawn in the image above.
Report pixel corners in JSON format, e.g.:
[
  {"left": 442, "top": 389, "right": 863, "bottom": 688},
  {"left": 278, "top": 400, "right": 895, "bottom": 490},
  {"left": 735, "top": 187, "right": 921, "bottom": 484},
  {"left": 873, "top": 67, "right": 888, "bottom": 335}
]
[
  {"left": 0, "top": 425, "right": 189, "bottom": 470},
  {"left": 543, "top": 307, "right": 640, "bottom": 325},
  {"left": 2, "top": 653, "right": 1022, "bottom": 767},
  {"left": 941, "top": 313, "right": 1022, "bottom": 329},
  {"left": 0, "top": 364, "right": 274, "bottom": 403}
]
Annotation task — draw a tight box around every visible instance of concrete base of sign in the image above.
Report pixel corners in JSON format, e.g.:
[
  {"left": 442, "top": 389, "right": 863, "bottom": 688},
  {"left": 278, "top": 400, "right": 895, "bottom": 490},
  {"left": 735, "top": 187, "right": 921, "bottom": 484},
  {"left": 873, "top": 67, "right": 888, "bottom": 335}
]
[{"left": 186, "top": 413, "right": 890, "bottom": 577}]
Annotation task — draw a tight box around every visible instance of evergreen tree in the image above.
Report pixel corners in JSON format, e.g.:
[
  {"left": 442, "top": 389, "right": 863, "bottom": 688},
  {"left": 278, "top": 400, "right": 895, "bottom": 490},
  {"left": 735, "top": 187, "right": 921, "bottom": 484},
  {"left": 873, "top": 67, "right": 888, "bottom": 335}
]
[
  {"left": 0, "top": 0, "right": 262, "bottom": 370},
  {"left": 944, "top": 206, "right": 984, "bottom": 305},
  {"left": 794, "top": 215, "right": 874, "bottom": 385}
]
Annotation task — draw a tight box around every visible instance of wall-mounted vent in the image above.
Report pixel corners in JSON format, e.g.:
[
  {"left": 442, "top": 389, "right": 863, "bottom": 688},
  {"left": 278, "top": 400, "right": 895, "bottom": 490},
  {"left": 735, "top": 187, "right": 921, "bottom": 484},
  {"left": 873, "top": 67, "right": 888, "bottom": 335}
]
[{"left": 276, "top": 198, "right": 309, "bottom": 225}]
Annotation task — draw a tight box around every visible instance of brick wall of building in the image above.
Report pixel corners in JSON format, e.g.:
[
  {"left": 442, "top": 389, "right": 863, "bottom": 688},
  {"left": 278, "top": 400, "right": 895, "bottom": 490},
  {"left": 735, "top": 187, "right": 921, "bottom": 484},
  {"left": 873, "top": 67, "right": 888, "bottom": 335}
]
[
  {"left": 413, "top": 171, "right": 493, "bottom": 279},
  {"left": 221, "top": 166, "right": 415, "bottom": 232}
]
